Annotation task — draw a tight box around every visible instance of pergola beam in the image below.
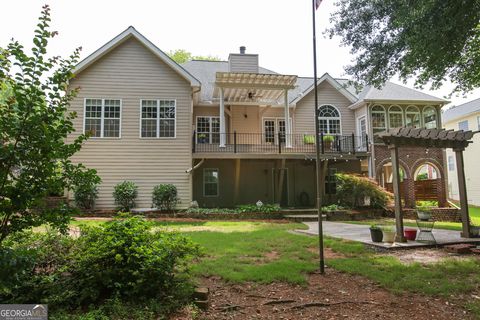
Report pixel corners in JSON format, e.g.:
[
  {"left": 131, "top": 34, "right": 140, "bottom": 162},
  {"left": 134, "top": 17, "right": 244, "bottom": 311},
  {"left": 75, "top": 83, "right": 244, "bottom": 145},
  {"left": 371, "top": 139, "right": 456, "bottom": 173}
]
[{"left": 378, "top": 127, "right": 476, "bottom": 239}]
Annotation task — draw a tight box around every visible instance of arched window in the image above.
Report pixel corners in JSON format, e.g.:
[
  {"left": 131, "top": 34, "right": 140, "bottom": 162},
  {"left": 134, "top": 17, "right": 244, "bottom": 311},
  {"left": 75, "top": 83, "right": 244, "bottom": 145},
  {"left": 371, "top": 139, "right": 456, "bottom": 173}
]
[
  {"left": 388, "top": 105, "right": 404, "bottom": 129},
  {"left": 317, "top": 105, "right": 341, "bottom": 135},
  {"left": 371, "top": 105, "right": 386, "bottom": 139},
  {"left": 405, "top": 105, "right": 421, "bottom": 127},
  {"left": 423, "top": 106, "right": 437, "bottom": 129}
]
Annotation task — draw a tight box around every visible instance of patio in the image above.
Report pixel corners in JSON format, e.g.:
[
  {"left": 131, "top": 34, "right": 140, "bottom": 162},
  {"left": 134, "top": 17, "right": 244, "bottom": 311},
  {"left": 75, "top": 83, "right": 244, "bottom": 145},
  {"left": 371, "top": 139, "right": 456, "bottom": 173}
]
[{"left": 298, "top": 221, "right": 480, "bottom": 249}]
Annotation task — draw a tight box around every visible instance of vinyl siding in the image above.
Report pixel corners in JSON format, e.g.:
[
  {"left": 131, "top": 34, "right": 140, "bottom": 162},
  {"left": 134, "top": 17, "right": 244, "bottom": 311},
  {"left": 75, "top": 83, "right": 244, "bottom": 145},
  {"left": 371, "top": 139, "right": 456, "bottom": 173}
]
[
  {"left": 67, "top": 36, "right": 193, "bottom": 209},
  {"left": 295, "top": 81, "right": 355, "bottom": 135},
  {"left": 228, "top": 54, "right": 259, "bottom": 73},
  {"left": 444, "top": 113, "right": 480, "bottom": 206}
]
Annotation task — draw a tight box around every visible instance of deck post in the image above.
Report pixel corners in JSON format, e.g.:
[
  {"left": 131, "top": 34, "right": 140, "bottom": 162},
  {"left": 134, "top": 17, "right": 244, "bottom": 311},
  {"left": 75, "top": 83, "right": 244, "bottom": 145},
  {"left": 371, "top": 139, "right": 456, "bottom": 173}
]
[
  {"left": 390, "top": 144, "right": 406, "bottom": 242},
  {"left": 284, "top": 89, "right": 292, "bottom": 148},
  {"left": 234, "top": 159, "right": 241, "bottom": 205},
  {"left": 233, "top": 131, "right": 237, "bottom": 153},
  {"left": 351, "top": 133, "right": 356, "bottom": 154},
  {"left": 219, "top": 87, "right": 226, "bottom": 147},
  {"left": 192, "top": 130, "right": 196, "bottom": 153},
  {"left": 454, "top": 148, "right": 472, "bottom": 238}
]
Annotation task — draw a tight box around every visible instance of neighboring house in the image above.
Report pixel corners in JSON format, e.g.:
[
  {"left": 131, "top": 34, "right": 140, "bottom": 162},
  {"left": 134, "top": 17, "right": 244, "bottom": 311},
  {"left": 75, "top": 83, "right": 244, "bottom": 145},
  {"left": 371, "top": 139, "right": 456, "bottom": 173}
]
[
  {"left": 443, "top": 98, "right": 480, "bottom": 206},
  {"left": 67, "top": 27, "right": 449, "bottom": 209}
]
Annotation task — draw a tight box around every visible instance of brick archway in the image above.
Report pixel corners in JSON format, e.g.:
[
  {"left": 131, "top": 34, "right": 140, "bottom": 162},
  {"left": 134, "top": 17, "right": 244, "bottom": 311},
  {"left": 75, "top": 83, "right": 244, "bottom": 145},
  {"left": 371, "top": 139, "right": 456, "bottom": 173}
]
[{"left": 411, "top": 160, "right": 446, "bottom": 206}]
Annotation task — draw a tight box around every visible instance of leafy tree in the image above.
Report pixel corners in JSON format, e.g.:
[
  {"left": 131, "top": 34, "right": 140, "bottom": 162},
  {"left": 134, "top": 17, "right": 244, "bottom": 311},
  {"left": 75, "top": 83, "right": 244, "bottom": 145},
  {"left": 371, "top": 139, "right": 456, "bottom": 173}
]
[
  {"left": 168, "top": 49, "right": 221, "bottom": 64},
  {"left": 328, "top": 0, "right": 480, "bottom": 93},
  {"left": 0, "top": 5, "right": 97, "bottom": 244}
]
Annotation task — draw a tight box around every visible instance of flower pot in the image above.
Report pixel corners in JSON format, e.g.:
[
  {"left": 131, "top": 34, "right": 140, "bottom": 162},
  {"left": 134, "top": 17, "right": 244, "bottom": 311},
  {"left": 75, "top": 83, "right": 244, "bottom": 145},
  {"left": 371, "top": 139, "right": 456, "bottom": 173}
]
[
  {"left": 404, "top": 228, "right": 417, "bottom": 241},
  {"left": 417, "top": 209, "right": 432, "bottom": 221},
  {"left": 382, "top": 230, "right": 396, "bottom": 243},
  {"left": 370, "top": 228, "right": 383, "bottom": 242}
]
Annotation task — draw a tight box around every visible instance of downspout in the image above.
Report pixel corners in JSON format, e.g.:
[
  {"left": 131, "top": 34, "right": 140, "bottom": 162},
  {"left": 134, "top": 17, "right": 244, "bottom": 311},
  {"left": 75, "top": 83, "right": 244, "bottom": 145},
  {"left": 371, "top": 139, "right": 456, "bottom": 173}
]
[{"left": 186, "top": 158, "right": 205, "bottom": 174}]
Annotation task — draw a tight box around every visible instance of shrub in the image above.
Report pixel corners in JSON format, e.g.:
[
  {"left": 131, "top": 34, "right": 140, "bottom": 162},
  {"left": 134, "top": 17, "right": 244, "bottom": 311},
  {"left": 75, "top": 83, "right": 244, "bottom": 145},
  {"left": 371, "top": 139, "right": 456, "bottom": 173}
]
[
  {"left": 0, "top": 215, "right": 201, "bottom": 315},
  {"left": 323, "top": 135, "right": 335, "bottom": 143},
  {"left": 113, "top": 181, "right": 138, "bottom": 211},
  {"left": 235, "top": 203, "right": 280, "bottom": 213},
  {"left": 335, "top": 173, "right": 392, "bottom": 209},
  {"left": 152, "top": 184, "right": 179, "bottom": 211},
  {"left": 73, "top": 169, "right": 101, "bottom": 210}
]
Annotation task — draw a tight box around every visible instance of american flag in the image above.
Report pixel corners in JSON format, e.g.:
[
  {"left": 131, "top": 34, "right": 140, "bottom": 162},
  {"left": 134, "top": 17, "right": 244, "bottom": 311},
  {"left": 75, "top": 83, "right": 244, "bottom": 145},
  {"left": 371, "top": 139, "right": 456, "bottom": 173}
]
[{"left": 315, "top": 0, "right": 322, "bottom": 10}]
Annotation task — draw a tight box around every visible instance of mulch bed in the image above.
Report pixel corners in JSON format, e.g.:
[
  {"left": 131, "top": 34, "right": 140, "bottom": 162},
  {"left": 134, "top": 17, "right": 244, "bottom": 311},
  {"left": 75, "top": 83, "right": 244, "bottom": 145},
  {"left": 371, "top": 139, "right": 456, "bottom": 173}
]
[{"left": 172, "top": 269, "right": 472, "bottom": 320}]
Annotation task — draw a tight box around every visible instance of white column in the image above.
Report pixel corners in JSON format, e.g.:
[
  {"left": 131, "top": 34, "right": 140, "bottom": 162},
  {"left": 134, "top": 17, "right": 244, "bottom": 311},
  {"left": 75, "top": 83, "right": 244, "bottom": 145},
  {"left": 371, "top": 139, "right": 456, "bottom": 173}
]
[
  {"left": 219, "top": 87, "right": 226, "bottom": 147},
  {"left": 284, "top": 89, "right": 291, "bottom": 148}
]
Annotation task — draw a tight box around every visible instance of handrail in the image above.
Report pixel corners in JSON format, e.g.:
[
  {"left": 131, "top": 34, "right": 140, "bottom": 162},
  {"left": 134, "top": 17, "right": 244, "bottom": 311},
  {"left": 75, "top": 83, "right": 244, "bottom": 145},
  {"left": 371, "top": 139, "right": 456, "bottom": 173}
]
[{"left": 192, "top": 132, "right": 370, "bottom": 154}]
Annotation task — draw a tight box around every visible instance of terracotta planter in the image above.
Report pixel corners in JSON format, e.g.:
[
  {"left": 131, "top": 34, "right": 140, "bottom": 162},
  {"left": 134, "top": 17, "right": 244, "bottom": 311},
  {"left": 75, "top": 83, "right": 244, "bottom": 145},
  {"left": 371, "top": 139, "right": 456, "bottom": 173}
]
[{"left": 404, "top": 228, "right": 417, "bottom": 241}]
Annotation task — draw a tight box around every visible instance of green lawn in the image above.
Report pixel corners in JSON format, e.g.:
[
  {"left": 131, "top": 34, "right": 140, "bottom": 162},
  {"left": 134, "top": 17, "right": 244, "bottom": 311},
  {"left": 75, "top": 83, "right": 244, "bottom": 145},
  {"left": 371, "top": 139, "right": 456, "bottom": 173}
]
[{"left": 69, "top": 218, "right": 480, "bottom": 315}]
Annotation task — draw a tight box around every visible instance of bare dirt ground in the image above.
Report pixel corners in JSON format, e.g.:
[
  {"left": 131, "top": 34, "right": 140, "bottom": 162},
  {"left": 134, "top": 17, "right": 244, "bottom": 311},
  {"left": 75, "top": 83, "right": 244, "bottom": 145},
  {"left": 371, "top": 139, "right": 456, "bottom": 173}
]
[
  {"left": 172, "top": 270, "right": 471, "bottom": 320},
  {"left": 391, "top": 248, "right": 479, "bottom": 264}
]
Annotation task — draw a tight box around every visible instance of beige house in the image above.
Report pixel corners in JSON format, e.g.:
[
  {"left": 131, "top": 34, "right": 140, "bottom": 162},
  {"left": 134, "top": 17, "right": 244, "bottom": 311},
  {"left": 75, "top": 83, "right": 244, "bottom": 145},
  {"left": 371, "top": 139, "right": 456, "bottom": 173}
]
[
  {"left": 68, "top": 27, "right": 448, "bottom": 209},
  {"left": 443, "top": 98, "right": 480, "bottom": 206}
]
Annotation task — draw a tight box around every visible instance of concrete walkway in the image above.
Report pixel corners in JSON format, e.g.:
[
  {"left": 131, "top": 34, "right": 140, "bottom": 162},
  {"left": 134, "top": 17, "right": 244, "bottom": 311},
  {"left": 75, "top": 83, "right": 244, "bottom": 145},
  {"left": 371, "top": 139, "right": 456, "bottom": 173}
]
[{"left": 298, "top": 221, "right": 480, "bottom": 249}]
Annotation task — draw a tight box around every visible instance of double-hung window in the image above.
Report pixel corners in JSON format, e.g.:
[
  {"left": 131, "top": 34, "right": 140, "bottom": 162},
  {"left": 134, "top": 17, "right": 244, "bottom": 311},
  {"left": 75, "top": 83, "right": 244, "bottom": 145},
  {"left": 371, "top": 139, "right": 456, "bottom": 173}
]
[
  {"left": 196, "top": 116, "right": 220, "bottom": 143},
  {"left": 458, "top": 120, "right": 469, "bottom": 131},
  {"left": 140, "top": 100, "right": 176, "bottom": 138},
  {"left": 84, "top": 99, "right": 121, "bottom": 138},
  {"left": 203, "top": 168, "right": 219, "bottom": 197}
]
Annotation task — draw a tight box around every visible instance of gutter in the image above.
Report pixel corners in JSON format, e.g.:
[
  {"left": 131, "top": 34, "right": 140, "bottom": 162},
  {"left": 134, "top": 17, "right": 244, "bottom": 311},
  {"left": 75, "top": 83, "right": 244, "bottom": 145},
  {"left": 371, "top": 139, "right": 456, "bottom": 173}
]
[{"left": 186, "top": 159, "right": 205, "bottom": 174}]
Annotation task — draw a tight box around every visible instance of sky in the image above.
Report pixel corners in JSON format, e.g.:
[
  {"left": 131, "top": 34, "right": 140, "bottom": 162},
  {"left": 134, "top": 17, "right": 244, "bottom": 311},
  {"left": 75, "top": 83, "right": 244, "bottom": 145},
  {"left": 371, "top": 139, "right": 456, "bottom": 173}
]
[{"left": 1, "top": 0, "right": 479, "bottom": 109}]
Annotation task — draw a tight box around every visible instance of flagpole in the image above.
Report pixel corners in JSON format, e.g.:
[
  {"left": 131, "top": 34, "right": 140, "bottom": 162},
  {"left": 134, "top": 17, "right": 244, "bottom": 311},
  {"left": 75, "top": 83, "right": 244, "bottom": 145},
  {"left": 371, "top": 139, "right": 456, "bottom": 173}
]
[{"left": 312, "top": 0, "right": 325, "bottom": 274}]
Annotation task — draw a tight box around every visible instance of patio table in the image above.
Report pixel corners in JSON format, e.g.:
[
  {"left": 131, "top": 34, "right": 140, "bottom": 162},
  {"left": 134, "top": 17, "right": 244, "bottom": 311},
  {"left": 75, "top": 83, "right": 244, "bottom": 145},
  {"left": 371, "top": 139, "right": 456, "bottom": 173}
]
[{"left": 415, "top": 219, "right": 436, "bottom": 243}]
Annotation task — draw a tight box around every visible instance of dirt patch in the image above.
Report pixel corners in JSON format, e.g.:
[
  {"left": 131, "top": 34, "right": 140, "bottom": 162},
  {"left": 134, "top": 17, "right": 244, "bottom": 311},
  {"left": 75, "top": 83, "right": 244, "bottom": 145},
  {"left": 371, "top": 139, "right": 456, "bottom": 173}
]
[
  {"left": 391, "top": 248, "right": 480, "bottom": 265},
  {"left": 307, "top": 247, "right": 346, "bottom": 259},
  {"left": 171, "top": 270, "right": 472, "bottom": 320},
  {"left": 264, "top": 251, "right": 280, "bottom": 262}
]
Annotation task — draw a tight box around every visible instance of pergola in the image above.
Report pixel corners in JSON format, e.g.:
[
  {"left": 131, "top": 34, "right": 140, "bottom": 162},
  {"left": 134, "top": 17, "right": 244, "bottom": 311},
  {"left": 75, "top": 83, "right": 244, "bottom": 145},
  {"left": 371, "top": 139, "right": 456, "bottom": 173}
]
[
  {"left": 214, "top": 72, "right": 297, "bottom": 147},
  {"left": 378, "top": 127, "right": 476, "bottom": 241}
]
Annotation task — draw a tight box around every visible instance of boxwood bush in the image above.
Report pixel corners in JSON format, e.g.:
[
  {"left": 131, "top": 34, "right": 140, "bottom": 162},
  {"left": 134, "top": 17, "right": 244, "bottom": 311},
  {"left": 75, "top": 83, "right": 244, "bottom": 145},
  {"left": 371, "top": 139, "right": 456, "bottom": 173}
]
[
  {"left": 113, "top": 181, "right": 138, "bottom": 211},
  {"left": 73, "top": 169, "right": 101, "bottom": 210},
  {"left": 152, "top": 184, "right": 179, "bottom": 211},
  {"left": 335, "top": 173, "right": 392, "bottom": 208}
]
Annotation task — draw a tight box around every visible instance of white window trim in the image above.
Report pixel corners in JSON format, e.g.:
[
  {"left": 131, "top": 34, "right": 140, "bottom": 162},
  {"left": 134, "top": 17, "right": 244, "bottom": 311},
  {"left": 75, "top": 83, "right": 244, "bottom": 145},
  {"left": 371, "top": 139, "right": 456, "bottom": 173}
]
[
  {"left": 262, "top": 117, "right": 293, "bottom": 144},
  {"left": 317, "top": 104, "right": 343, "bottom": 135},
  {"left": 83, "top": 98, "right": 122, "bottom": 139},
  {"left": 196, "top": 116, "right": 220, "bottom": 144},
  {"left": 139, "top": 99, "right": 177, "bottom": 139},
  {"left": 477, "top": 116, "right": 480, "bottom": 131},
  {"left": 371, "top": 104, "right": 387, "bottom": 132},
  {"left": 356, "top": 115, "right": 367, "bottom": 137},
  {"left": 387, "top": 105, "right": 405, "bottom": 129},
  {"left": 422, "top": 106, "right": 438, "bottom": 129},
  {"left": 203, "top": 168, "right": 219, "bottom": 197},
  {"left": 405, "top": 105, "right": 421, "bottom": 127},
  {"left": 458, "top": 119, "right": 469, "bottom": 131}
]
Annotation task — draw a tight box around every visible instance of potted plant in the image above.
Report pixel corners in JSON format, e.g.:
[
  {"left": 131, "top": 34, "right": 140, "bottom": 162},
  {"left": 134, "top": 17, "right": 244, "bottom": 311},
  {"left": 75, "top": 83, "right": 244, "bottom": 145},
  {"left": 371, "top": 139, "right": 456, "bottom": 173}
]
[
  {"left": 381, "top": 225, "right": 396, "bottom": 243},
  {"left": 323, "top": 134, "right": 335, "bottom": 150},
  {"left": 197, "top": 133, "right": 207, "bottom": 144},
  {"left": 404, "top": 228, "right": 418, "bottom": 241},
  {"left": 416, "top": 206, "right": 432, "bottom": 221},
  {"left": 369, "top": 224, "right": 383, "bottom": 242},
  {"left": 303, "top": 134, "right": 315, "bottom": 144}
]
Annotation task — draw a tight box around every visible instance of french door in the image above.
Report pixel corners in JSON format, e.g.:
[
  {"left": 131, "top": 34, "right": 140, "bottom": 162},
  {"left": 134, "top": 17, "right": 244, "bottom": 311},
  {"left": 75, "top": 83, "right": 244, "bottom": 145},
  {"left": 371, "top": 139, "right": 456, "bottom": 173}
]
[{"left": 263, "top": 118, "right": 291, "bottom": 144}]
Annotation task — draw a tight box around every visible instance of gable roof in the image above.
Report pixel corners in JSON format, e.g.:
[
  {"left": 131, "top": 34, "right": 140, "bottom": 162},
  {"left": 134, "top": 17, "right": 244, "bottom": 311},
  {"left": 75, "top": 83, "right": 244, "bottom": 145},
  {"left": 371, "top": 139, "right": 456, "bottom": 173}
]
[
  {"left": 442, "top": 97, "right": 480, "bottom": 124},
  {"left": 73, "top": 26, "right": 201, "bottom": 87},
  {"left": 290, "top": 73, "right": 358, "bottom": 105}
]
